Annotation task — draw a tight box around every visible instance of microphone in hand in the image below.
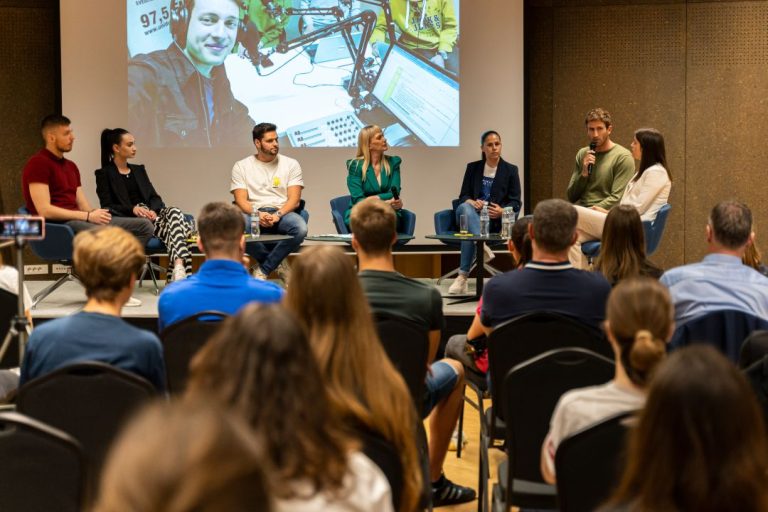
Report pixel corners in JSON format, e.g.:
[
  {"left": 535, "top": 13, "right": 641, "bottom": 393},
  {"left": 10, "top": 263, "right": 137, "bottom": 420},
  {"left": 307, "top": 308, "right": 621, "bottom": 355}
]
[
  {"left": 587, "top": 141, "right": 597, "bottom": 177},
  {"left": 391, "top": 186, "right": 400, "bottom": 200}
]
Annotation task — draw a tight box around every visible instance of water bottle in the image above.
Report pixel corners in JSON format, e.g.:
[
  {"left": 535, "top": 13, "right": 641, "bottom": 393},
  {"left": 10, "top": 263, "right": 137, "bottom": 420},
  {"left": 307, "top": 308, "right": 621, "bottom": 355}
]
[
  {"left": 501, "top": 208, "right": 512, "bottom": 239},
  {"left": 480, "top": 203, "right": 490, "bottom": 237},
  {"left": 250, "top": 212, "right": 260, "bottom": 237}
]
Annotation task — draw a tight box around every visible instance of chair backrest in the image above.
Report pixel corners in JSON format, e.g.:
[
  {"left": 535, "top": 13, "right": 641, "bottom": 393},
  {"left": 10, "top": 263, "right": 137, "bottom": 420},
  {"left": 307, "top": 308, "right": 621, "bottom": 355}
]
[
  {"left": 669, "top": 309, "right": 768, "bottom": 363},
  {"left": 502, "top": 348, "right": 615, "bottom": 491},
  {"left": 18, "top": 206, "right": 75, "bottom": 262},
  {"left": 16, "top": 361, "right": 157, "bottom": 497},
  {"left": 330, "top": 195, "right": 352, "bottom": 234},
  {"left": 555, "top": 411, "right": 635, "bottom": 512},
  {"left": 0, "top": 289, "right": 19, "bottom": 368},
  {"left": 374, "top": 313, "right": 429, "bottom": 408},
  {"left": 0, "top": 411, "right": 84, "bottom": 512},
  {"left": 740, "top": 330, "right": 768, "bottom": 369},
  {"left": 488, "top": 312, "right": 611, "bottom": 420},
  {"left": 643, "top": 203, "right": 671, "bottom": 256},
  {"left": 358, "top": 428, "right": 404, "bottom": 512},
  {"left": 159, "top": 310, "right": 228, "bottom": 394}
]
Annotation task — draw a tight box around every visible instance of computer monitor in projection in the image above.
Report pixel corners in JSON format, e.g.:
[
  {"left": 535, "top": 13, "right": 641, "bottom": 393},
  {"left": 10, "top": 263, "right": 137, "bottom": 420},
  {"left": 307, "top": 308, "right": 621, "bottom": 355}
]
[{"left": 127, "top": 0, "right": 461, "bottom": 149}]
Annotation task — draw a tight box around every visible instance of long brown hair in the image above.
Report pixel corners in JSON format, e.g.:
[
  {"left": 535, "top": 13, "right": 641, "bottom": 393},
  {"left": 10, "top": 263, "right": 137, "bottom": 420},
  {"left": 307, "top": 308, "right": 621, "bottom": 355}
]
[
  {"left": 185, "top": 303, "right": 351, "bottom": 499},
  {"left": 606, "top": 346, "right": 768, "bottom": 512},
  {"left": 284, "top": 245, "right": 422, "bottom": 512},
  {"left": 595, "top": 205, "right": 660, "bottom": 286}
]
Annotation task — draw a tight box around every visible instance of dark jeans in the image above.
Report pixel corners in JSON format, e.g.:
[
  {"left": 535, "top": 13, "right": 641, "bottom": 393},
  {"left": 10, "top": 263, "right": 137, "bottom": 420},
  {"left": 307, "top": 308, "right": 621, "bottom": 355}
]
[{"left": 245, "top": 209, "right": 308, "bottom": 274}]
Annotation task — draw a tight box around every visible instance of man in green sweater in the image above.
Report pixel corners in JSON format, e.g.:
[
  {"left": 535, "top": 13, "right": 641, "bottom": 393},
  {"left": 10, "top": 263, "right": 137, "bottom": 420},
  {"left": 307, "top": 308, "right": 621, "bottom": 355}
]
[{"left": 566, "top": 108, "right": 635, "bottom": 210}]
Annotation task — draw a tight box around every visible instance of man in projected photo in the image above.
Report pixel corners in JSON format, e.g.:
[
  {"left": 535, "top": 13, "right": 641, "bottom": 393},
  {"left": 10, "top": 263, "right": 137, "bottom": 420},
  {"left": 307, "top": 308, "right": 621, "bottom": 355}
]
[
  {"left": 231, "top": 123, "right": 308, "bottom": 282},
  {"left": 128, "top": 0, "right": 254, "bottom": 147},
  {"left": 370, "top": 0, "right": 458, "bottom": 73}
]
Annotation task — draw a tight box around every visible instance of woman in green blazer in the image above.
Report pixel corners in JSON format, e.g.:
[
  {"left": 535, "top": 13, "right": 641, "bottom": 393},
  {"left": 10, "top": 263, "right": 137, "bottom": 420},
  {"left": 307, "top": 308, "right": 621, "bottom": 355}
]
[{"left": 344, "top": 125, "right": 403, "bottom": 228}]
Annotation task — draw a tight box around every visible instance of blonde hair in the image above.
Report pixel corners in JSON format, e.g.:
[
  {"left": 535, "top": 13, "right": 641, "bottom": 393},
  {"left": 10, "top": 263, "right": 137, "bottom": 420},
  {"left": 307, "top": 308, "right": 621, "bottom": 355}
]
[
  {"left": 352, "top": 125, "right": 390, "bottom": 182},
  {"left": 73, "top": 226, "right": 144, "bottom": 302},
  {"left": 284, "top": 245, "right": 422, "bottom": 512},
  {"left": 95, "top": 399, "right": 272, "bottom": 512}
]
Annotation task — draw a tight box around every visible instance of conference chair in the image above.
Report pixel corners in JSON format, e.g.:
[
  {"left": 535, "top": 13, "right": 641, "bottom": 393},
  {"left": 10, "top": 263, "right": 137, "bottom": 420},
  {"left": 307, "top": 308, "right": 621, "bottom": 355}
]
[
  {"left": 16, "top": 362, "right": 158, "bottom": 501},
  {"left": 330, "top": 195, "right": 416, "bottom": 245},
  {"left": 474, "top": 312, "right": 610, "bottom": 512},
  {"left": 18, "top": 207, "right": 83, "bottom": 308},
  {"left": 739, "top": 330, "right": 768, "bottom": 369},
  {"left": 491, "top": 348, "right": 615, "bottom": 512},
  {"left": 581, "top": 203, "right": 672, "bottom": 263},
  {"left": 555, "top": 411, "right": 635, "bottom": 512},
  {"left": 139, "top": 212, "right": 196, "bottom": 294},
  {"left": 0, "top": 411, "right": 85, "bottom": 512},
  {"left": 669, "top": 309, "right": 768, "bottom": 363},
  {"left": 433, "top": 199, "right": 513, "bottom": 283},
  {"left": 159, "top": 310, "right": 228, "bottom": 394}
]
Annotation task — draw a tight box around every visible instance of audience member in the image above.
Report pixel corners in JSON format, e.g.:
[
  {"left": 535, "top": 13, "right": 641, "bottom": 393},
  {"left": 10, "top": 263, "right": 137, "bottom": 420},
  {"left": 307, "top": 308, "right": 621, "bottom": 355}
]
[
  {"left": 157, "top": 202, "right": 283, "bottom": 331},
  {"left": 541, "top": 277, "right": 674, "bottom": 484},
  {"left": 20, "top": 227, "right": 166, "bottom": 391},
  {"left": 602, "top": 346, "right": 768, "bottom": 512},
  {"left": 285, "top": 245, "right": 422, "bottom": 512},
  {"left": 594, "top": 205, "right": 662, "bottom": 286},
  {"left": 660, "top": 200, "right": 768, "bottom": 324},
  {"left": 94, "top": 400, "right": 272, "bottom": 512},
  {"left": 186, "top": 303, "right": 393, "bottom": 511},
  {"left": 350, "top": 197, "right": 475, "bottom": 506}
]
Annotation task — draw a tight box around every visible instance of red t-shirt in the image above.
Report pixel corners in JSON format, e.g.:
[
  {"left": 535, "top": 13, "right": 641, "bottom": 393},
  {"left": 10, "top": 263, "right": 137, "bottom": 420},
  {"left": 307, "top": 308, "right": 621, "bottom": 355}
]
[{"left": 22, "top": 149, "right": 82, "bottom": 215}]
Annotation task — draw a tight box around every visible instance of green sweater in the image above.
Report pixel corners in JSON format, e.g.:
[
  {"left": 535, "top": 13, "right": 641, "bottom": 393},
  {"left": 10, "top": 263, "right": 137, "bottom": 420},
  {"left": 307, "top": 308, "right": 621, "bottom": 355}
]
[
  {"left": 370, "top": 0, "right": 458, "bottom": 53},
  {"left": 566, "top": 144, "right": 635, "bottom": 209}
]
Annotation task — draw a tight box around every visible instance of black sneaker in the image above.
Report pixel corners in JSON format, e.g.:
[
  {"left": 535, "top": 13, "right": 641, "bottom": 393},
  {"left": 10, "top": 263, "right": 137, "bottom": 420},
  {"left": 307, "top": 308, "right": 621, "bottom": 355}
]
[{"left": 431, "top": 475, "right": 476, "bottom": 507}]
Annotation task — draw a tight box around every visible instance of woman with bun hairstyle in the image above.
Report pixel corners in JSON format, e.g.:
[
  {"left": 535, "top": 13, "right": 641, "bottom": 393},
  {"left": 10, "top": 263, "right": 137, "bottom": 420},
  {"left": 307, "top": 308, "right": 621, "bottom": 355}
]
[
  {"left": 96, "top": 128, "right": 193, "bottom": 282},
  {"left": 540, "top": 277, "right": 674, "bottom": 484}
]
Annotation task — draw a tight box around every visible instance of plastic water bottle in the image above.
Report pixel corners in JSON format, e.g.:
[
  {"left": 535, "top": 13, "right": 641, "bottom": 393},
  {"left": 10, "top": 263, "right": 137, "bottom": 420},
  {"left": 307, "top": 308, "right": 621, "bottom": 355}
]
[
  {"left": 250, "top": 212, "right": 260, "bottom": 237},
  {"left": 501, "top": 208, "right": 512, "bottom": 239},
  {"left": 480, "top": 203, "right": 490, "bottom": 237}
]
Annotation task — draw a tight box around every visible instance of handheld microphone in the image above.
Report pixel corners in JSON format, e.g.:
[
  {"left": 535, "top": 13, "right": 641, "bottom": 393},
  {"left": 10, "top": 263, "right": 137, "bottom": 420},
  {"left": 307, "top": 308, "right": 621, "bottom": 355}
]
[
  {"left": 391, "top": 186, "right": 400, "bottom": 200},
  {"left": 587, "top": 141, "right": 597, "bottom": 176}
]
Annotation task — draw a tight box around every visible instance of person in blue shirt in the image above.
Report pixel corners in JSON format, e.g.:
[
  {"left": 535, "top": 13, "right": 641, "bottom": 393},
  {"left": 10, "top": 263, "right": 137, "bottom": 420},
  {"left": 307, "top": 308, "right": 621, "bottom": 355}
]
[
  {"left": 158, "top": 202, "right": 284, "bottom": 331},
  {"left": 20, "top": 226, "right": 166, "bottom": 391}
]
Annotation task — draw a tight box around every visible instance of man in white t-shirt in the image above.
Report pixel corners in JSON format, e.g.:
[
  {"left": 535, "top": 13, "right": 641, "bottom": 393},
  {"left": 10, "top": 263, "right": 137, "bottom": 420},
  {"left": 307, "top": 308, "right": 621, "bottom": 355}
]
[{"left": 231, "top": 122, "right": 308, "bottom": 281}]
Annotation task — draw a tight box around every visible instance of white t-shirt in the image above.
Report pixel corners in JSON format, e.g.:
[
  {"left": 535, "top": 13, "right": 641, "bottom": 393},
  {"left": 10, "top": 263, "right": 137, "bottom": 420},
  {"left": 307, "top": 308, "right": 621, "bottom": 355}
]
[
  {"left": 274, "top": 452, "right": 394, "bottom": 512},
  {"left": 0, "top": 266, "right": 32, "bottom": 310},
  {"left": 483, "top": 163, "right": 497, "bottom": 178},
  {"left": 230, "top": 154, "right": 304, "bottom": 210},
  {"left": 542, "top": 381, "right": 644, "bottom": 477}
]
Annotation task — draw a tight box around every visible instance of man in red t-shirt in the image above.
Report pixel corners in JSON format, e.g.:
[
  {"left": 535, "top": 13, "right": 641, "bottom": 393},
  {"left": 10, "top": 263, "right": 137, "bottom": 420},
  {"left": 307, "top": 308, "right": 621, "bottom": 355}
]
[{"left": 22, "top": 115, "right": 153, "bottom": 245}]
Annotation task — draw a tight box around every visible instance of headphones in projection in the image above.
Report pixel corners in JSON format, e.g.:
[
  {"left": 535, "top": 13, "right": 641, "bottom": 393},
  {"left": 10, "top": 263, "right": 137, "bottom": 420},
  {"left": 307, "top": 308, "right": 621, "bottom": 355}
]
[{"left": 169, "top": 0, "right": 249, "bottom": 48}]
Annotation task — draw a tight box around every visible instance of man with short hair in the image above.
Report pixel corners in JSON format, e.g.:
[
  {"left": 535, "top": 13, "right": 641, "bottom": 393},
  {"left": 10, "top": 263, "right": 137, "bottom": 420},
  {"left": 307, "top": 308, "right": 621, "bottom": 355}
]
[
  {"left": 128, "top": 0, "right": 254, "bottom": 147},
  {"left": 566, "top": 108, "right": 635, "bottom": 210},
  {"left": 231, "top": 122, "right": 307, "bottom": 281},
  {"left": 20, "top": 227, "right": 166, "bottom": 391},
  {"left": 158, "top": 202, "right": 283, "bottom": 331},
  {"left": 350, "top": 196, "right": 475, "bottom": 507},
  {"left": 660, "top": 200, "right": 768, "bottom": 324}
]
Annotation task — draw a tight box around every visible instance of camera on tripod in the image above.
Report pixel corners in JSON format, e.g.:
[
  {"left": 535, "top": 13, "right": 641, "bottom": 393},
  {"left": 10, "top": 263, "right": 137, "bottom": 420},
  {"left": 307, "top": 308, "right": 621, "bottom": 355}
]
[{"left": 0, "top": 216, "right": 45, "bottom": 241}]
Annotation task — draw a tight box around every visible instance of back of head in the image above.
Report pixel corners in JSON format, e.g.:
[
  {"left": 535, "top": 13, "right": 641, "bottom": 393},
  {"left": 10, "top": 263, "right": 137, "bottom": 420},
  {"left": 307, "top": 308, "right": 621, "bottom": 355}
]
[
  {"left": 532, "top": 199, "right": 577, "bottom": 254},
  {"left": 74, "top": 226, "right": 145, "bottom": 302},
  {"left": 197, "top": 202, "right": 244, "bottom": 256},
  {"left": 95, "top": 399, "right": 271, "bottom": 512},
  {"left": 608, "top": 346, "right": 768, "bottom": 512},
  {"left": 584, "top": 108, "right": 612, "bottom": 128},
  {"left": 99, "top": 128, "right": 129, "bottom": 168},
  {"left": 606, "top": 277, "right": 672, "bottom": 388},
  {"left": 710, "top": 200, "right": 752, "bottom": 250},
  {"left": 596, "top": 205, "right": 646, "bottom": 284},
  {"left": 510, "top": 215, "right": 533, "bottom": 267},
  {"left": 350, "top": 196, "right": 396, "bottom": 256}
]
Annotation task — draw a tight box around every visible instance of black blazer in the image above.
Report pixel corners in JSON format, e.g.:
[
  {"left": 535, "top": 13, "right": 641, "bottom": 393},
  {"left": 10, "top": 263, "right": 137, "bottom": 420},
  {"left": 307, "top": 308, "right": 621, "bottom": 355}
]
[
  {"left": 458, "top": 158, "right": 521, "bottom": 212},
  {"left": 95, "top": 162, "right": 165, "bottom": 216}
]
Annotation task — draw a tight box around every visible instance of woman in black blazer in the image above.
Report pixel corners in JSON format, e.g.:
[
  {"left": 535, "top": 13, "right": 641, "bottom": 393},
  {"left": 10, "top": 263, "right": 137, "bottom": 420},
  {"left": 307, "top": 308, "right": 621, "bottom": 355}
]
[
  {"left": 96, "top": 128, "right": 192, "bottom": 282},
  {"left": 449, "top": 130, "right": 521, "bottom": 294}
]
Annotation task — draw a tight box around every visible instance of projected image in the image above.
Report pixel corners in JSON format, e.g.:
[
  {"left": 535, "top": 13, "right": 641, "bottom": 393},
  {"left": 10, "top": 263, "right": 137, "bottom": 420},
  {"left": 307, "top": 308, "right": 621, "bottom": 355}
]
[{"left": 127, "top": 0, "right": 460, "bottom": 148}]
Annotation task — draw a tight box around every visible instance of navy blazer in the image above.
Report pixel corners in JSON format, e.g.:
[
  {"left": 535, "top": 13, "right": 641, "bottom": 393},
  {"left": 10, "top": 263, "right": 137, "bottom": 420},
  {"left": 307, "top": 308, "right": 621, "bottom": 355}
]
[
  {"left": 458, "top": 158, "right": 521, "bottom": 212},
  {"left": 95, "top": 162, "right": 165, "bottom": 216}
]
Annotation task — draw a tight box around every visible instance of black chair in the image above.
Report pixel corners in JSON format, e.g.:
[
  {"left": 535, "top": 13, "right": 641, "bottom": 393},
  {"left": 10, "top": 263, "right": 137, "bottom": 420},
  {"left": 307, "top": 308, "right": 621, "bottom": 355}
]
[
  {"left": 0, "top": 411, "right": 85, "bottom": 512},
  {"left": 0, "top": 288, "right": 19, "bottom": 369},
  {"left": 492, "top": 348, "right": 615, "bottom": 512},
  {"left": 669, "top": 309, "right": 768, "bottom": 363},
  {"left": 555, "top": 411, "right": 635, "bottom": 512},
  {"left": 374, "top": 313, "right": 430, "bottom": 408},
  {"left": 159, "top": 310, "right": 228, "bottom": 393},
  {"left": 358, "top": 428, "right": 404, "bottom": 512},
  {"left": 739, "top": 330, "right": 768, "bottom": 369},
  {"left": 472, "top": 312, "right": 610, "bottom": 512},
  {"left": 16, "top": 362, "right": 158, "bottom": 500}
]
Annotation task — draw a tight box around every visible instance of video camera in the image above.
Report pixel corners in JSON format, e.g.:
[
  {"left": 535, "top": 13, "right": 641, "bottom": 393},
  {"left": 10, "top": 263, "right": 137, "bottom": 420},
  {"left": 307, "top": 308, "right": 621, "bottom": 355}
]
[{"left": 0, "top": 215, "right": 45, "bottom": 241}]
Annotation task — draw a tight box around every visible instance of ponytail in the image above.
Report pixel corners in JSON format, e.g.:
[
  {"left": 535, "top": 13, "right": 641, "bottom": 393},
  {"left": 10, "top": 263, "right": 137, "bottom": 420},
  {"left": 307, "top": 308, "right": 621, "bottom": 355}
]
[{"left": 100, "top": 128, "right": 129, "bottom": 168}]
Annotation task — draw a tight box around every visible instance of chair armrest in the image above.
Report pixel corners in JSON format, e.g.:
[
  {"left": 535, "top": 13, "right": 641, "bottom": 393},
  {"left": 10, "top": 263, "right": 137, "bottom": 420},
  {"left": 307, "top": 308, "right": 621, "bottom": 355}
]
[
  {"left": 331, "top": 210, "right": 349, "bottom": 234},
  {"left": 400, "top": 209, "right": 416, "bottom": 236}
]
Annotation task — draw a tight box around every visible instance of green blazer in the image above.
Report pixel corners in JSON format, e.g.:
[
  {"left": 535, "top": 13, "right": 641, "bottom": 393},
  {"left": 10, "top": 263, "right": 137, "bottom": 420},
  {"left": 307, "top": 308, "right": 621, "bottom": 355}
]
[{"left": 344, "top": 156, "right": 402, "bottom": 226}]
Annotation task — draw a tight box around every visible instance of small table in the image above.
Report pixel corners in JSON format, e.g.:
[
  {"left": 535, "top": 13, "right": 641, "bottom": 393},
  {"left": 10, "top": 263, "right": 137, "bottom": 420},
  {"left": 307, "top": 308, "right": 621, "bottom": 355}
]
[
  {"left": 305, "top": 234, "right": 415, "bottom": 243},
  {"left": 244, "top": 234, "right": 292, "bottom": 244},
  {"left": 426, "top": 233, "right": 507, "bottom": 304}
]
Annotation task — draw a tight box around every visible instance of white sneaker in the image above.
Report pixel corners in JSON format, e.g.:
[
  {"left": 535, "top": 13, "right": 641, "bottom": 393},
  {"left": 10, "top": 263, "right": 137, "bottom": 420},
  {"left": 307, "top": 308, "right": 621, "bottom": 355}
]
[
  {"left": 171, "top": 265, "right": 187, "bottom": 282},
  {"left": 448, "top": 428, "right": 468, "bottom": 452},
  {"left": 483, "top": 244, "right": 496, "bottom": 263},
  {"left": 276, "top": 261, "right": 291, "bottom": 284},
  {"left": 125, "top": 296, "right": 142, "bottom": 307},
  {"left": 252, "top": 267, "right": 268, "bottom": 280},
  {"left": 448, "top": 274, "right": 468, "bottom": 295}
]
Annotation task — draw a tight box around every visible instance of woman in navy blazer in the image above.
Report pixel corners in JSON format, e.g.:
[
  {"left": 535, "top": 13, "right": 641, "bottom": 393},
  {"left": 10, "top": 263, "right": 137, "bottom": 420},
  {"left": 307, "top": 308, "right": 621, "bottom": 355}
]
[
  {"left": 450, "top": 131, "right": 521, "bottom": 294},
  {"left": 96, "top": 128, "right": 193, "bottom": 282}
]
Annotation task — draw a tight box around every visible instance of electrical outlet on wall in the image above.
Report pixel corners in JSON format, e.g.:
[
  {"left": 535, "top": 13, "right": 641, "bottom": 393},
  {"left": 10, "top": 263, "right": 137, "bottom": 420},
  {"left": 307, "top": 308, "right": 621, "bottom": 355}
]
[
  {"left": 24, "top": 264, "right": 48, "bottom": 275},
  {"left": 52, "top": 264, "right": 71, "bottom": 274}
]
